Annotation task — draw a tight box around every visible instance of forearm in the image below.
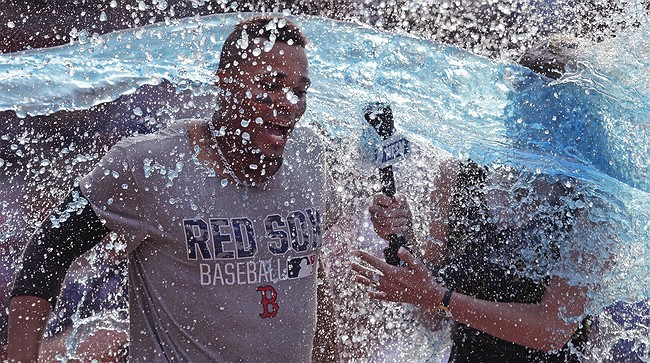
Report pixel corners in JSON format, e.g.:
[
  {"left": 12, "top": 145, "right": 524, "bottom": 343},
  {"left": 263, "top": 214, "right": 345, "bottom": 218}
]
[
  {"left": 354, "top": 248, "right": 586, "bottom": 353},
  {"left": 443, "top": 295, "right": 569, "bottom": 351},
  {"left": 11, "top": 187, "right": 109, "bottom": 306},
  {"left": 38, "top": 328, "right": 70, "bottom": 363},
  {"left": 8, "top": 187, "right": 110, "bottom": 362},
  {"left": 7, "top": 296, "right": 52, "bottom": 362},
  {"left": 39, "top": 321, "right": 128, "bottom": 363},
  {"left": 437, "top": 278, "right": 587, "bottom": 352}
]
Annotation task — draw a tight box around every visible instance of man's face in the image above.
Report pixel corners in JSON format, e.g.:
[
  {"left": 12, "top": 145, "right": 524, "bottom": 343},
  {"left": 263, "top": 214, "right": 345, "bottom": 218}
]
[{"left": 217, "top": 40, "right": 310, "bottom": 162}]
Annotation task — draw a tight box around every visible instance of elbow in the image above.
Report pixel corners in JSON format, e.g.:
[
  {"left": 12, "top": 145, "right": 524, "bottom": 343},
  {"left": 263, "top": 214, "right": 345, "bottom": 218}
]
[
  {"left": 536, "top": 339, "right": 569, "bottom": 353},
  {"left": 532, "top": 327, "right": 580, "bottom": 353}
]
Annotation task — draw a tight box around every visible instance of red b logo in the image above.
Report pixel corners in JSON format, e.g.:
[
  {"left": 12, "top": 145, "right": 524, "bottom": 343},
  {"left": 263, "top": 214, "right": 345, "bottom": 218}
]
[{"left": 257, "top": 285, "right": 279, "bottom": 318}]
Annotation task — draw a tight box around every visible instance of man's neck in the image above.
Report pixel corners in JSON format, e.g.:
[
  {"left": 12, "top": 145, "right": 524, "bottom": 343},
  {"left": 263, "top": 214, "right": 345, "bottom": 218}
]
[
  {"left": 218, "top": 142, "right": 282, "bottom": 185},
  {"left": 188, "top": 120, "right": 281, "bottom": 185}
]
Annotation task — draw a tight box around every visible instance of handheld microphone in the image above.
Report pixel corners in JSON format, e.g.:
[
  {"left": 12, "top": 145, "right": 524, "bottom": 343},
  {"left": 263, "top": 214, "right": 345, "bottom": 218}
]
[{"left": 364, "top": 102, "right": 410, "bottom": 266}]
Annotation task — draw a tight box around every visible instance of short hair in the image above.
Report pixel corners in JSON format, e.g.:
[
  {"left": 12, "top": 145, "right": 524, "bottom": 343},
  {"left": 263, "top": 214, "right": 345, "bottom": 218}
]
[{"left": 219, "top": 15, "right": 308, "bottom": 71}]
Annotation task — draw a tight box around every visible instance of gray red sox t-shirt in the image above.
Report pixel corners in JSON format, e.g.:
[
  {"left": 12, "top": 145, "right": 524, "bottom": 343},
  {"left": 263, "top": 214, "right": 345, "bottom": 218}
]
[{"left": 80, "top": 120, "right": 332, "bottom": 362}]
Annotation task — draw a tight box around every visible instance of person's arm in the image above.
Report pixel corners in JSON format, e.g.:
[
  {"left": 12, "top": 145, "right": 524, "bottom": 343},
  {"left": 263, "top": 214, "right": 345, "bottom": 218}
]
[
  {"left": 7, "top": 296, "right": 52, "bottom": 362},
  {"left": 38, "top": 311, "right": 128, "bottom": 363},
  {"left": 443, "top": 272, "right": 587, "bottom": 352},
  {"left": 366, "top": 159, "right": 459, "bottom": 331},
  {"left": 352, "top": 248, "right": 587, "bottom": 352},
  {"left": 368, "top": 193, "right": 415, "bottom": 243},
  {"left": 7, "top": 187, "right": 110, "bottom": 362},
  {"left": 369, "top": 158, "right": 459, "bottom": 267},
  {"left": 360, "top": 161, "right": 590, "bottom": 351}
]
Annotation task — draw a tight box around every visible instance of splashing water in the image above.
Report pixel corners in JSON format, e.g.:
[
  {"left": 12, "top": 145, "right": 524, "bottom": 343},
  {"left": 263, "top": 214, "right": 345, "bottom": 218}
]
[{"left": 0, "top": 12, "right": 648, "bottom": 362}]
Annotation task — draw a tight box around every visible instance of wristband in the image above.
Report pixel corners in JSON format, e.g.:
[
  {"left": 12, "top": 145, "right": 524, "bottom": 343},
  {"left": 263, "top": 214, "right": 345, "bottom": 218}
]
[{"left": 436, "top": 289, "right": 453, "bottom": 316}]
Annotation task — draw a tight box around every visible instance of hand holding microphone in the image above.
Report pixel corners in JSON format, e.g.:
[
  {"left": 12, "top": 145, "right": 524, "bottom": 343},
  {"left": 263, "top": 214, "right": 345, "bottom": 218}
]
[
  {"left": 368, "top": 193, "right": 415, "bottom": 247},
  {"left": 364, "top": 103, "right": 412, "bottom": 266}
]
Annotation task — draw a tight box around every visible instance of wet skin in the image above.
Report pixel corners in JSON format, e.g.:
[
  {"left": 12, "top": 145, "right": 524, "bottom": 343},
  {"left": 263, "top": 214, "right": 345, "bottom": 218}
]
[{"left": 211, "top": 40, "right": 311, "bottom": 182}]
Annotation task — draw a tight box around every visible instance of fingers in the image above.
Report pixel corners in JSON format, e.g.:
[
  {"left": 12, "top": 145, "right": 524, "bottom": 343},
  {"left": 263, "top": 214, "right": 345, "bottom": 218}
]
[
  {"left": 352, "top": 269, "right": 373, "bottom": 287},
  {"left": 353, "top": 250, "right": 391, "bottom": 274},
  {"left": 351, "top": 258, "right": 388, "bottom": 298},
  {"left": 351, "top": 260, "right": 393, "bottom": 301},
  {"left": 372, "top": 193, "right": 408, "bottom": 208},
  {"left": 368, "top": 205, "right": 410, "bottom": 223},
  {"left": 397, "top": 247, "right": 424, "bottom": 273},
  {"left": 369, "top": 193, "right": 413, "bottom": 239},
  {"left": 350, "top": 261, "right": 379, "bottom": 281},
  {"left": 367, "top": 290, "right": 389, "bottom": 300},
  {"left": 368, "top": 207, "right": 411, "bottom": 239},
  {"left": 351, "top": 251, "right": 391, "bottom": 286},
  {"left": 352, "top": 249, "right": 444, "bottom": 308},
  {"left": 369, "top": 195, "right": 410, "bottom": 219},
  {"left": 371, "top": 194, "right": 395, "bottom": 207},
  {"left": 352, "top": 249, "right": 406, "bottom": 290}
]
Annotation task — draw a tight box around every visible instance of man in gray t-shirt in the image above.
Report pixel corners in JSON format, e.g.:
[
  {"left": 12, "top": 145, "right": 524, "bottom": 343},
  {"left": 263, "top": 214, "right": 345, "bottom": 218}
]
[{"left": 9, "top": 15, "right": 336, "bottom": 362}]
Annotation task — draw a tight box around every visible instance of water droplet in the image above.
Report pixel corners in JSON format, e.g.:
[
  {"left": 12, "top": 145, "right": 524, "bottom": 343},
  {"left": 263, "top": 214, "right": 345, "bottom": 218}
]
[
  {"left": 7, "top": 21, "right": 15, "bottom": 29},
  {"left": 99, "top": 11, "right": 108, "bottom": 22},
  {"left": 215, "top": 126, "right": 226, "bottom": 137},
  {"left": 286, "top": 91, "right": 299, "bottom": 104},
  {"left": 156, "top": 0, "right": 168, "bottom": 10},
  {"left": 237, "top": 30, "right": 249, "bottom": 50},
  {"left": 143, "top": 158, "right": 153, "bottom": 178},
  {"left": 263, "top": 39, "right": 275, "bottom": 52},
  {"left": 241, "top": 119, "right": 250, "bottom": 127}
]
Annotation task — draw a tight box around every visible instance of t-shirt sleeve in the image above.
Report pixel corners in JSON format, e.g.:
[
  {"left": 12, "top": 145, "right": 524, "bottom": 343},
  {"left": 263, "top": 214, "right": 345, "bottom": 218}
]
[
  {"left": 10, "top": 187, "right": 110, "bottom": 307},
  {"left": 79, "top": 142, "right": 149, "bottom": 252}
]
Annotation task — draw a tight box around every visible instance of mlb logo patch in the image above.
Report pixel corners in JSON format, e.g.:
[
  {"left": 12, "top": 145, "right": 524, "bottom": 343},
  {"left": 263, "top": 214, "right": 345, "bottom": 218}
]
[{"left": 287, "top": 254, "right": 316, "bottom": 279}]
